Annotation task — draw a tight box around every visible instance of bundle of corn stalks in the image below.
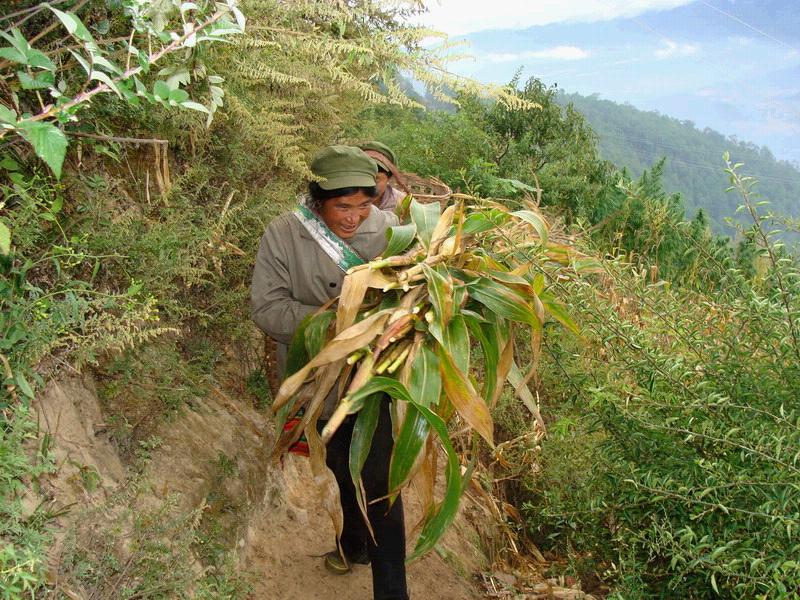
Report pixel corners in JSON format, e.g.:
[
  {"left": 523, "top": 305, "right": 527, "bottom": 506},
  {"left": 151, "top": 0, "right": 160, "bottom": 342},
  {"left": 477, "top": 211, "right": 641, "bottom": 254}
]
[{"left": 272, "top": 195, "right": 599, "bottom": 561}]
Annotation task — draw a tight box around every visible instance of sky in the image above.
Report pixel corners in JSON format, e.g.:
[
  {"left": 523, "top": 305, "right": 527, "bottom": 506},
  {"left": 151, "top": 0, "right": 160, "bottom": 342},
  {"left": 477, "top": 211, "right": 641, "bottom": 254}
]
[{"left": 411, "top": 0, "right": 800, "bottom": 165}]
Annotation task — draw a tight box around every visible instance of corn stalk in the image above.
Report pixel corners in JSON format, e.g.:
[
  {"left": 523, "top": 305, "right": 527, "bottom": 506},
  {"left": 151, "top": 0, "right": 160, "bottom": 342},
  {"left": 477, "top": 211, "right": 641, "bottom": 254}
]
[{"left": 272, "top": 195, "right": 601, "bottom": 561}]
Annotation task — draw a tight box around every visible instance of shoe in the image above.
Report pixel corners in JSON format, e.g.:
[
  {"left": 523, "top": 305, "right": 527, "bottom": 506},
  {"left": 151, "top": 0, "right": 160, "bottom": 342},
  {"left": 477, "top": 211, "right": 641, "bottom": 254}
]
[{"left": 323, "top": 548, "right": 370, "bottom": 574}]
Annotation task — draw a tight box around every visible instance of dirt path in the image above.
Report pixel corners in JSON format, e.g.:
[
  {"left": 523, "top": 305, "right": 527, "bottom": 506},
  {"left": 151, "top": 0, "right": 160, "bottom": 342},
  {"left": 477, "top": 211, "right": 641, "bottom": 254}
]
[{"left": 241, "top": 454, "right": 484, "bottom": 600}]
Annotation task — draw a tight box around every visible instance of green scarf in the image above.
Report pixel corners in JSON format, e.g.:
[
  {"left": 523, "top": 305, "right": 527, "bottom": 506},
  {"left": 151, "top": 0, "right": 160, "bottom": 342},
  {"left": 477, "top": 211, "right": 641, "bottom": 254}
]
[{"left": 294, "top": 200, "right": 366, "bottom": 272}]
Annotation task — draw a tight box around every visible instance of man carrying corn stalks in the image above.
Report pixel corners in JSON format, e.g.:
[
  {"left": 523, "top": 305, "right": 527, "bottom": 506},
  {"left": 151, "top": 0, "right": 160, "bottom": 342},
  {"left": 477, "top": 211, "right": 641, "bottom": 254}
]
[{"left": 250, "top": 145, "right": 410, "bottom": 600}]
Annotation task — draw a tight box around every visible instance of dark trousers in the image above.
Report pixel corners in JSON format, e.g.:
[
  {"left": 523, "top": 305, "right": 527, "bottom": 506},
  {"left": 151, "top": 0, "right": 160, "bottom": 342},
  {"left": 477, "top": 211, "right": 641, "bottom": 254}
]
[{"left": 320, "top": 399, "right": 409, "bottom": 600}]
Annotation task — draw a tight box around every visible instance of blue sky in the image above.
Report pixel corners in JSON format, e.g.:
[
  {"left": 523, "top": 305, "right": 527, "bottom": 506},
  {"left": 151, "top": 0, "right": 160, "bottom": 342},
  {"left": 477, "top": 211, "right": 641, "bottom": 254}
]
[{"left": 413, "top": 0, "right": 800, "bottom": 164}]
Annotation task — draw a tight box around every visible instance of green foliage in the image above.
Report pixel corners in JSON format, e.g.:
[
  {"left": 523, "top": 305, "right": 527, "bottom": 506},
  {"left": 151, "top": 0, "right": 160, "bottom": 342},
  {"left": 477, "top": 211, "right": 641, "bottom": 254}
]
[
  {"left": 0, "top": 404, "right": 54, "bottom": 597},
  {"left": 0, "top": 0, "right": 244, "bottom": 175},
  {"left": 559, "top": 91, "right": 800, "bottom": 239},
  {"left": 514, "top": 169, "right": 800, "bottom": 598},
  {"left": 349, "top": 76, "right": 613, "bottom": 217}
]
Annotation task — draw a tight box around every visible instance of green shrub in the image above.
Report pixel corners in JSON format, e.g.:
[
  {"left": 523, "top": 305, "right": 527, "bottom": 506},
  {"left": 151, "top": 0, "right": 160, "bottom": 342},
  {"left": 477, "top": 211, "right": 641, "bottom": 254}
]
[{"left": 514, "top": 165, "right": 800, "bottom": 598}]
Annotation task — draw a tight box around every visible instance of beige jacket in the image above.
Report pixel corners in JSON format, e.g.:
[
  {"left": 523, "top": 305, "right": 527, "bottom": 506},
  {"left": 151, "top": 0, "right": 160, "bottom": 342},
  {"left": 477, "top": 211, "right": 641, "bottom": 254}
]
[{"left": 251, "top": 205, "right": 398, "bottom": 416}]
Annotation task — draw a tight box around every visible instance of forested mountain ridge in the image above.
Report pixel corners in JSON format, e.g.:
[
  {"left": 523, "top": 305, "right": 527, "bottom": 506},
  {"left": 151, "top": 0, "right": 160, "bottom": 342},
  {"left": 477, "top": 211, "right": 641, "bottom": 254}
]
[{"left": 556, "top": 90, "right": 800, "bottom": 237}]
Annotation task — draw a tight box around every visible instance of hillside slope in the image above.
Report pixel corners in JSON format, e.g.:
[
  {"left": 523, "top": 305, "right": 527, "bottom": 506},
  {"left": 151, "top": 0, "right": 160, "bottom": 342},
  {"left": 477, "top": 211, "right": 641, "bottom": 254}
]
[{"left": 557, "top": 91, "right": 800, "bottom": 237}]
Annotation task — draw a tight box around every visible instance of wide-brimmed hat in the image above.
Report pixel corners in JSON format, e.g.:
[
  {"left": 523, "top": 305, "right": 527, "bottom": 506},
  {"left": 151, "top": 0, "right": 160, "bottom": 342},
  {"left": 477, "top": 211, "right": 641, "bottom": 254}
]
[{"left": 310, "top": 145, "right": 377, "bottom": 190}]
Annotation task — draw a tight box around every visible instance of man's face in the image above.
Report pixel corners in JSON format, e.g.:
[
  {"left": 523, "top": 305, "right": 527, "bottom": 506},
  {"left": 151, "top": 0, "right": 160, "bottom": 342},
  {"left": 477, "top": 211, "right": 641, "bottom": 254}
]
[
  {"left": 374, "top": 171, "right": 389, "bottom": 201},
  {"left": 318, "top": 190, "right": 373, "bottom": 239}
]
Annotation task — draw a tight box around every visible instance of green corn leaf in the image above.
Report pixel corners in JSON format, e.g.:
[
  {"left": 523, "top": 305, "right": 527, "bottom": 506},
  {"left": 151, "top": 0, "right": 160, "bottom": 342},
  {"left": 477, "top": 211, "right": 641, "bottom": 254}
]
[
  {"left": 406, "top": 402, "right": 462, "bottom": 562},
  {"left": 304, "top": 310, "right": 336, "bottom": 357},
  {"left": 409, "top": 345, "right": 441, "bottom": 410},
  {"left": 17, "top": 121, "right": 68, "bottom": 179},
  {"left": 484, "top": 268, "right": 531, "bottom": 288},
  {"left": 511, "top": 209, "right": 548, "bottom": 244},
  {"left": 384, "top": 223, "right": 417, "bottom": 257},
  {"left": 346, "top": 375, "right": 412, "bottom": 404},
  {"left": 442, "top": 314, "right": 469, "bottom": 375},
  {"left": 274, "top": 310, "right": 392, "bottom": 411},
  {"left": 423, "top": 264, "right": 453, "bottom": 328},
  {"left": 285, "top": 315, "right": 313, "bottom": 378},
  {"left": 461, "top": 212, "right": 497, "bottom": 235},
  {"left": 409, "top": 199, "right": 441, "bottom": 249},
  {"left": 468, "top": 277, "right": 540, "bottom": 328},
  {"left": 388, "top": 404, "right": 429, "bottom": 495},
  {"left": 464, "top": 314, "right": 499, "bottom": 404},
  {"left": 539, "top": 290, "right": 580, "bottom": 336},
  {"left": 388, "top": 345, "right": 441, "bottom": 494},
  {"left": 436, "top": 344, "right": 493, "bottom": 446},
  {"left": 349, "top": 393, "right": 381, "bottom": 530}
]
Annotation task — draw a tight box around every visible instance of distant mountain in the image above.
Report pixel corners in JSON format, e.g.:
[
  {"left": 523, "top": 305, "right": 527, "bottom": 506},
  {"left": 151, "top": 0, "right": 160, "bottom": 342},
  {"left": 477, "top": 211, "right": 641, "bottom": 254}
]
[
  {"left": 461, "top": 0, "right": 800, "bottom": 165},
  {"left": 556, "top": 91, "right": 800, "bottom": 238}
]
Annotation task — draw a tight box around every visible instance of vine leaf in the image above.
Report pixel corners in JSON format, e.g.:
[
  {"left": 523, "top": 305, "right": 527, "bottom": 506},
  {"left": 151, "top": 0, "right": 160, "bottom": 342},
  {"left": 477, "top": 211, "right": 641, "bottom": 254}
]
[{"left": 17, "top": 121, "right": 68, "bottom": 179}]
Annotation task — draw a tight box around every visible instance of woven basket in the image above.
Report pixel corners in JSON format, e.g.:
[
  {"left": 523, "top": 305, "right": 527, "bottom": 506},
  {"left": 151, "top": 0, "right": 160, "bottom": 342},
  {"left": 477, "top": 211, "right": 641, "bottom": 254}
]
[{"left": 400, "top": 172, "right": 452, "bottom": 207}]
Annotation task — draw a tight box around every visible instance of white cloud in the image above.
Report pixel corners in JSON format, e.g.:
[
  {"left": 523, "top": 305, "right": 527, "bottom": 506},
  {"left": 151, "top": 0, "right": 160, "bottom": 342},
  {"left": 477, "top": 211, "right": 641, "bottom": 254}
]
[
  {"left": 654, "top": 40, "right": 699, "bottom": 59},
  {"left": 487, "top": 46, "right": 591, "bottom": 63},
  {"left": 413, "top": 0, "right": 696, "bottom": 36}
]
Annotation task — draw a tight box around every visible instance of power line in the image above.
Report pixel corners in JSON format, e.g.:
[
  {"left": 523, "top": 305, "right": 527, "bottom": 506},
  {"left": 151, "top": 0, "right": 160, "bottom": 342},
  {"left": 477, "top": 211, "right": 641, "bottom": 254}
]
[{"left": 697, "top": 0, "right": 799, "bottom": 55}]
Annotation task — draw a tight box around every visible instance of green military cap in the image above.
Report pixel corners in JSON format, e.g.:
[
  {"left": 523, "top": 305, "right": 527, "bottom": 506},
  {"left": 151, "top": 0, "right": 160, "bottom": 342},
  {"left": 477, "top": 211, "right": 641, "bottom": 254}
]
[
  {"left": 311, "top": 145, "right": 378, "bottom": 190},
  {"left": 358, "top": 141, "right": 397, "bottom": 172}
]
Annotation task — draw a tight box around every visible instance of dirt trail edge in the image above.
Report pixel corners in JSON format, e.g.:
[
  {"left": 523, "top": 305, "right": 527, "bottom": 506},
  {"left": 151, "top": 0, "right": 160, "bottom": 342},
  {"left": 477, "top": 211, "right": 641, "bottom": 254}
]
[{"left": 241, "top": 453, "right": 485, "bottom": 600}]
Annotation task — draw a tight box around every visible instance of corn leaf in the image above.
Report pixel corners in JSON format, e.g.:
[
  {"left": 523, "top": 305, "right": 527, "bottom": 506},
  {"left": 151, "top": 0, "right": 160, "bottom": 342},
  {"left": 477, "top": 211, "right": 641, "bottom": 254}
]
[
  {"left": 349, "top": 393, "right": 382, "bottom": 538},
  {"left": 406, "top": 402, "right": 462, "bottom": 562},
  {"left": 462, "top": 212, "right": 496, "bottom": 235},
  {"left": 409, "top": 199, "right": 441, "bottom": 249},
  {"left": 508, "top": 360, "right": 546, "bottom": 431},
  {"left": 540, "top": 290, "right": 580, "bottom": 336},
  {"left": 423, "top": 264, "right": 453, "bottom": 328},
  {"left": 443, "top": 314, "right": 470, "bottom": 375},
  {"left": 468, "top": 277, "right": 540, "bottom": 328},
  {"left": 510, "top": 209, "right": 548, "bottom": 244},
  {"left": 337, "top": 267, "right": 370, "bottom": 334},
  {"left": 384, "top": 223, "right": 417, "bottom": 257},
  {"left": 465, "top": 314, "right": 499, "bottom": 404},
  {"left": 304, "top": 310, "right": 336, "bottom": 357},
  {"left": 273, "top": 310, "right": 392, "bottom": 411},
  {"left": 483, "top": 268, "right": 532, "bottom": 289},
  {"left": 305, "top": 394, "right": 344, "bottom": 546},
  {"left": 346, "top": 375, "right": 412, "bottom": 403},
  {"left": 436, "top": 344, "right": 493, "bottom": 446},
  {"left": 388, "top": 405, "right": 429, "bottom": 496},
  {"left": 428, "top": 204, "right": 456, "bottom": 255},
  {"left": 409, "top": 344, "right": 441, "bottom": 409},
  {"left": 388, "top": 345, "right": 441, "bottom": 493}
]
